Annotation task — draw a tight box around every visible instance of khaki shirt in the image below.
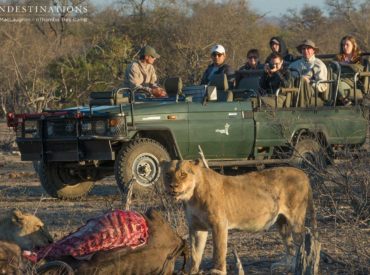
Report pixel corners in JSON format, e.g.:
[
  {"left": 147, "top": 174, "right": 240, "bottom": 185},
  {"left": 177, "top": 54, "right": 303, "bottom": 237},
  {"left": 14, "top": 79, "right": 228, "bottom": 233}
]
[
  {"left": 123, "top": 61, "right": 158, "bottom": 91},
  {"left": 289, "top": 56, "right": 328, "bottom": 93}
]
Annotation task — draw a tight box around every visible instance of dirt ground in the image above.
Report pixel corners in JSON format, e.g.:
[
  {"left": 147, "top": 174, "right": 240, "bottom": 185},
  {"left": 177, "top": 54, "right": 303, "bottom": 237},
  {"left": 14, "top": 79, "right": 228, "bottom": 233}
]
[{"left": 0, "top": 123, "right": 368, "bottom": 274}]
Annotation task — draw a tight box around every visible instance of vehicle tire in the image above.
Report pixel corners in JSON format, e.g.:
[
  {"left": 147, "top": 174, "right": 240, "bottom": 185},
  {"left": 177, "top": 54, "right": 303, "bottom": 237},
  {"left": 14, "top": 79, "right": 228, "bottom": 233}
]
[
  {"left": 292, "top": 138, "right": 327, "bottom": 171},
  {"left": 114, "top": 138, "right": 170, "bottom": 193},
  {"left": 37, "top": 260, "right": 74, "bottom": 275},
  {"left": 39, "top": 162, "right": 95, "bottom": 199},
  {"left": 32, "top": 160, "right": 40, "bottom": 176}
]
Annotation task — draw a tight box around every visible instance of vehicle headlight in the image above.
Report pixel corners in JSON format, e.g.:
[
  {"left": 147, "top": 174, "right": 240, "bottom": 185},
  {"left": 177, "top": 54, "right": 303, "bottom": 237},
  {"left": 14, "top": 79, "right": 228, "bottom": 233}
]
[
  {"left": 47, "top": 124, "right": 54, "bottom": 136},
  {"left": 24, "top": 120, "right": 39, "bottom": 138},
  {"left": 95, "top": 120, "right": 106, "bottom": 135},
  {"left": 65, "top": 122, "right": 75, "bottom": 133},
  {"left": 82, "top": 122, "right": 92, "bottom": 132}
]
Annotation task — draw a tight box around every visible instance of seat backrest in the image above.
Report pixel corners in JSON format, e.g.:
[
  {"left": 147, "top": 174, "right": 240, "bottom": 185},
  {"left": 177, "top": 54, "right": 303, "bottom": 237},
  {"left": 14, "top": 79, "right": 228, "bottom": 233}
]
[
  {"left": 235, "top": 70, "right": 263, "bottom": 91},
  {"left": 236, "top": 76, "right": 260, "bottom": 91},
  {"left": 89, "top": 89, "right": 129, "bottom": 106},
  {"left": 164, "top": 77, "right": 183, "bottom": 96},
  {"left": 362, "top": 57, "right": 370, "bottom": 95},
  {"left": 209, "top": 73, "right": 229, "bottom": 91}
]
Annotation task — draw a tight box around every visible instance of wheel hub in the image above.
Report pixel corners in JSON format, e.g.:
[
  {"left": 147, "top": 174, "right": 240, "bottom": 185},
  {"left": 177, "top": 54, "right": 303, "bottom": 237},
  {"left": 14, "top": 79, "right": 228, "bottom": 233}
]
[{"left": 132, "top": 153, "right": 160, "bottom": 187}]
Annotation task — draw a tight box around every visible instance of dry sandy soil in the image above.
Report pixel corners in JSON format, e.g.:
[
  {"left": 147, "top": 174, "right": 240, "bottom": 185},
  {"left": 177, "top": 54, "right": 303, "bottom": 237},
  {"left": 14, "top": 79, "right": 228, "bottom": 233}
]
[{"left": 0, "top": 122, "right": 368, "bottom": 274}]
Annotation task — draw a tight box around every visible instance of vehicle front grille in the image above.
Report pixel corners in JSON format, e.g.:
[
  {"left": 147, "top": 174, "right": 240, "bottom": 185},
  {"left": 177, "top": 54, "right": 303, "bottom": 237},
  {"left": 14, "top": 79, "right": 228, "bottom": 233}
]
[{"left": 46, "top": 119, "right": 77, "bottom": 138}]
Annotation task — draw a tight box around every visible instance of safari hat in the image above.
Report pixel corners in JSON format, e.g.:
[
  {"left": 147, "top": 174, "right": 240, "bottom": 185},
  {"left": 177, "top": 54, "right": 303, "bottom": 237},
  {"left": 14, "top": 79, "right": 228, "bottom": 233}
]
[
  {"left": 211, "top": 44, "right": 226, "bottom": 54},
  {"left": 296, "top": 39, "right": 319, "bottom": 52},
  {"left": 140, "top": 46, "right": 160, "bottom": 58}
]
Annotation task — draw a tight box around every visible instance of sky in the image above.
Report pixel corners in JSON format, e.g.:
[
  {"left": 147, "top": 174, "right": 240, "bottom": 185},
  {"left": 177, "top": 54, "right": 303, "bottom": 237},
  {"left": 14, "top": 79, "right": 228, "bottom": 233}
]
[
  {"left": 91, "top": 0, "right": 328, "bottom": 17},
  {"left": 248, "top": 0, "right": 327, "bottom": 17}
]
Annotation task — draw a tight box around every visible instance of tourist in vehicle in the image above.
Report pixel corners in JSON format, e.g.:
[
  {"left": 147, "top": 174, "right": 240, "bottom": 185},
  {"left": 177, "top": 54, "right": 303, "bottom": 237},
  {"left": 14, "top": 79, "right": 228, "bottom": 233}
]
[
  {"left": 200, "top": 44, "right": 234, "bottom": 87},
  {"left": 235, "top": 49, "right": 264, "bottom": 88},
  {"left": 265, "top": 36, "right": 295, "bottom": 64},
  {"left": 260, "top": 52, "right": 292, "bottom": 107},
  {"left": 260, "top": 53, "right": 292, "bottom": 94},
  {"left": 239, "top": 49, "right": 264, "bottom": 71},
  {"left": 335, "top": 35, "right": 364, "bottom": 105},
  {"left": 289, "top": 39, "right": 328, "bottom": 107},
  {"left": 123, "top": 45, "right": 167, "bottom": 97}
]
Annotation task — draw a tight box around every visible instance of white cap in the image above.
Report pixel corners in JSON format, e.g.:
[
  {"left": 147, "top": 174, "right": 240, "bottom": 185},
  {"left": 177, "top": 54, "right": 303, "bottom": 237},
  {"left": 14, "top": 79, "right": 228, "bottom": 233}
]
[{"left": 211, "top": 44, "right": 225, "bottom": 54}]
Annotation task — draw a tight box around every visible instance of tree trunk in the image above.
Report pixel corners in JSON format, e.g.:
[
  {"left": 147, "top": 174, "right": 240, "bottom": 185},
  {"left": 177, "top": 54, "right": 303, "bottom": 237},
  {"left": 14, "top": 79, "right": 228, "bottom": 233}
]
[{"left": 294, "top": 229, "right": 321, "bottom": 275}]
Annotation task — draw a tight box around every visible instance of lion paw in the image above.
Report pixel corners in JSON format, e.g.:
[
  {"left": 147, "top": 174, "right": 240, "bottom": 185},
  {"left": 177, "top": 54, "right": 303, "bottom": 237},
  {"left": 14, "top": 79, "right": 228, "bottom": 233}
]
[{"left": 208, "top": 269, "right": 227, "bottom": 275}]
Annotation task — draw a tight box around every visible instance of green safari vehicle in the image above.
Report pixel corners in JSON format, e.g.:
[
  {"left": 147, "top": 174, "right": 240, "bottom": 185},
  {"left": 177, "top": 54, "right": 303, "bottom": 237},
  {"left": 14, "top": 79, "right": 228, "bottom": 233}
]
[{"left": 6, "top": 63, "right": 370, "bottom": 199}]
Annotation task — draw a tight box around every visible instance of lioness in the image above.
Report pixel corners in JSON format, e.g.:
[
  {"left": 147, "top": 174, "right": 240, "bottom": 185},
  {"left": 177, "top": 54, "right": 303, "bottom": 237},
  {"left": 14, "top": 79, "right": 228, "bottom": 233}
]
[
  {"left": 0, "top": 240, "right": 23, "bottom": 275},
  {"left": 0, "top": 209, "right": 53, "bottom": 251},
  {"left": 162, "top": 160, "right": 316, "bottom": 274}
]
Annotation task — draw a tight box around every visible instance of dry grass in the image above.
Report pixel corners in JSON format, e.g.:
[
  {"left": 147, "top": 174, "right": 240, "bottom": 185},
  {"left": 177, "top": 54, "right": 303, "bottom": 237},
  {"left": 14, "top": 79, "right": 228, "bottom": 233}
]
[{"left": 0, "top": 120, "right": 369, "bottom": 274}]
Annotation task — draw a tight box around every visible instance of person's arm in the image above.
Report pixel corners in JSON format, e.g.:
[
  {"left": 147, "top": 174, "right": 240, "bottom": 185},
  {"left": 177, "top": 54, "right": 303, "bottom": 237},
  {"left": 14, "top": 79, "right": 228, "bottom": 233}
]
[
  {"left": 259, "top": 72, "right": 270, "bottom": 90},
  {"left": 311, "top": 61, "right": 328, "bottom": 93},
  {"left": 147, "top": 64, "right": 159, "bottom": 88},
  {"left": 126, "top": 63, "right": 151, "bottom": 92},
  {"left": 224, "top": 64, "right": 235, "bottom": 88},
  {"left": 200, "top": 66, "right": 210, "bottom": 85},
  {"left": 276, "top": 69, "right": 292, "bottom": 88}
]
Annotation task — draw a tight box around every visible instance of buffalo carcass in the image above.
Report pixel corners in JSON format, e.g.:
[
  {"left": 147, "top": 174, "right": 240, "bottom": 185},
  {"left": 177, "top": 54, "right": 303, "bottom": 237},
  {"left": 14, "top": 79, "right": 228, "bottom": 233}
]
[{"left": 36, "top": 208, "right": 188, "bottom": 275}]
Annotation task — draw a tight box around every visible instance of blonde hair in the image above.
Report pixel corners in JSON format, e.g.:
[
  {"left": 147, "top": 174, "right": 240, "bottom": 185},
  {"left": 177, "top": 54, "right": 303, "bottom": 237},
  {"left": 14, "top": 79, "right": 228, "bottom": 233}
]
[{"left": 337, "top": 35, "right": 361, "bottom": 63}]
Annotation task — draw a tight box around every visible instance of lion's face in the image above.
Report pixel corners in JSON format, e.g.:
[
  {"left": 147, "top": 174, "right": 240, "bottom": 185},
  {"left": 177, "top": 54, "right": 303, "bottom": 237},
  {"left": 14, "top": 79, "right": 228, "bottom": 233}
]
[
  {"left": 7, "top": 209, "right": 53, "bottom": 250},
  {"left": 162, "top": 160, "right": 198, "bottom": 202}
]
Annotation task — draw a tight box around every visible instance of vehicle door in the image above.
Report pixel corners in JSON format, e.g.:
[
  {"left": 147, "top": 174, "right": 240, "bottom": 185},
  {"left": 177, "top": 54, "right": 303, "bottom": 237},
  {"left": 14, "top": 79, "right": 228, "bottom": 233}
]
[{"left": 187, "top": 101, "right": 254, "bottom": 159}]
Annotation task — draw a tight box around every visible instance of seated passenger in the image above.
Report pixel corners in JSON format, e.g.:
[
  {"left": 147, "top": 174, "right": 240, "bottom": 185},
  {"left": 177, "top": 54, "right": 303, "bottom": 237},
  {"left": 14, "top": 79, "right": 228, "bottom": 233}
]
[
  {"left": 239, "top": 49, "right": 264, "bottom": 71},
  {"left": 260, "top": 52, "right": 292, "bottom": 94},
  {"left": 235, "top": 49, "right": 264, "bottom": 88},
  {"left": 335, "top": 35, "right": 364, "bottom": 105},
  {"left": 123, "top": 46, "right": 167, "bottom": 98},
  {"left": 260, "top": 53, "right": 293, "bottom": 108},
  {"left": 289, "top": 39, "right": 328, "bottom": 107},
  {"left": 200, "top": 44, "right": 234, "bottom": 88},
  {"left": 265, "top": 36, "right": 295, "bottom": 65}
]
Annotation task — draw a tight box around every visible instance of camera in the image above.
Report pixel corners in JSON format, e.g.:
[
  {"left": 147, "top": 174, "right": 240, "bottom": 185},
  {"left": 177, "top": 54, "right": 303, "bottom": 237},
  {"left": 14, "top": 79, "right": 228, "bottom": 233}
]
[{"left": 269, "top": 62, "right": 275, "bottom": 70}]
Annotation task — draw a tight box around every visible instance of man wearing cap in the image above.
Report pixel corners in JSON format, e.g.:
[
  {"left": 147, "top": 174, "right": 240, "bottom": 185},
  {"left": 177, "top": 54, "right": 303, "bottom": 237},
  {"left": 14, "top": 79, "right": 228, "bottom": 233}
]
[
  {"left": 289, "top": 39, "right": 327, "bottom": 107},
  {"left": 123, "top": 45, "right": 167, "bottom": 97},
  {"left": 200, "top": 44, "right": 234, "bottom": 87}
]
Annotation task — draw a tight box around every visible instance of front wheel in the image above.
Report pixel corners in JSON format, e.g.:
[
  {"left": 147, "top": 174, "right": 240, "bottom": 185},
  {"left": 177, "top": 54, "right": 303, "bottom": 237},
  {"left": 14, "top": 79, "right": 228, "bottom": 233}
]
[
  {"left": 114, "top": 138, "right": 170, "bottom": 193},
  {"left": 39, "top": 162, "right": 95, "bottom": 199}
]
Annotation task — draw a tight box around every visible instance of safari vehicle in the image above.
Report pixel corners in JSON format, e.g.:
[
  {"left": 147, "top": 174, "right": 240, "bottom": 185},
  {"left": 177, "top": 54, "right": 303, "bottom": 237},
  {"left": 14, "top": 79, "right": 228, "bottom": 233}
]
[{"left": 6, "top": 58, "right": 370, "bottom": 199}]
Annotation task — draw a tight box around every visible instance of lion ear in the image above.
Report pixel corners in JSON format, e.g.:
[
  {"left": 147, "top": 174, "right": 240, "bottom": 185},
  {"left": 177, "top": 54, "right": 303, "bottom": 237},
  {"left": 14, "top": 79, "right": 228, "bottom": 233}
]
[
  {"left": 11, "top": 209, "right": 24, "bottom": 224},
  {"left": 193, "top": 159, "right": 204, "bottom": 167}
]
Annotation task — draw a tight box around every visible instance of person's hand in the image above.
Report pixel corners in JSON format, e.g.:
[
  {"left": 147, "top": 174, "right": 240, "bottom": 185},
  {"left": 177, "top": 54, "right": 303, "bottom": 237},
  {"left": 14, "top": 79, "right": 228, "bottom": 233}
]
[
  {"left": 269, "top": 66, "right": 278, "bottom": 73},
  {"left": 151, "top": 87, "right": 167, "bottom": 98},
  {"left": 303, "top": 76, "right": 311, "bottom": 83},
  {"left": 264, "top": 63, "right": 270, "bottom": 73}
]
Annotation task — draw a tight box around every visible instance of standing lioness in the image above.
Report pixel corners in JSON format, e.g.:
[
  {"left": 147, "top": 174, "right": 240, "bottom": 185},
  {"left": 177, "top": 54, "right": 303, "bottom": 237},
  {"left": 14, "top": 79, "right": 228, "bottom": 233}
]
[{"left": 162, "top": 160, "right": 316, "bottom": 274}]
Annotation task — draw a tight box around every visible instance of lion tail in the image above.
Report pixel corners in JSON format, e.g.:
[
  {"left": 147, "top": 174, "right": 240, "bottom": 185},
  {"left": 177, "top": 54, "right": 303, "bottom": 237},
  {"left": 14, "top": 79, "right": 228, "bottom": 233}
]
[{"left": 308, "top": 184, "right": 318, "bottom": 239}]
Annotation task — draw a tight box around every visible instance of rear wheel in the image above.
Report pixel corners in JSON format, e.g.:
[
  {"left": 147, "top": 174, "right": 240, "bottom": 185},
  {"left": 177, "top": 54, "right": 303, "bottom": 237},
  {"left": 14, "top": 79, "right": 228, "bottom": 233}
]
[
  {"left": 292, "top": 138, "right": 327, "bottom": 171},
  {"left": 39, "top": 162, "right": 95, "bottom": 199}
]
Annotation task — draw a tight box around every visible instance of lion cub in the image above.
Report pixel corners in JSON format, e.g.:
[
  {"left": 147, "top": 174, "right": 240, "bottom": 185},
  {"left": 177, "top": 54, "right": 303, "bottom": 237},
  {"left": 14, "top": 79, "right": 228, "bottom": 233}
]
[{"left": 162, "top": 160, "right": 316, "bottom": 274}]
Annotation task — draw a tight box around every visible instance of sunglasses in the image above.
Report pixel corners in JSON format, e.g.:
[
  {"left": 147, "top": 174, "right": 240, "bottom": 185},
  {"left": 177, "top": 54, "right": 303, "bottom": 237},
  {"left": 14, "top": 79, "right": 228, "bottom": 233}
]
[
  {"left": 212, "top": 53, "right": 223, "bottom": 57},
  {"left": 248, "top": 56, "right": 258, "bottom": 60}
]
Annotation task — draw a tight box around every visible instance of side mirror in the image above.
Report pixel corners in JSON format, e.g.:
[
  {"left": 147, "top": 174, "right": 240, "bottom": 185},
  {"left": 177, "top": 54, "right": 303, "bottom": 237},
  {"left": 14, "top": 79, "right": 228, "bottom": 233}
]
[{"left": 207, "top": 86, "right": 217, "bottom": 101}]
